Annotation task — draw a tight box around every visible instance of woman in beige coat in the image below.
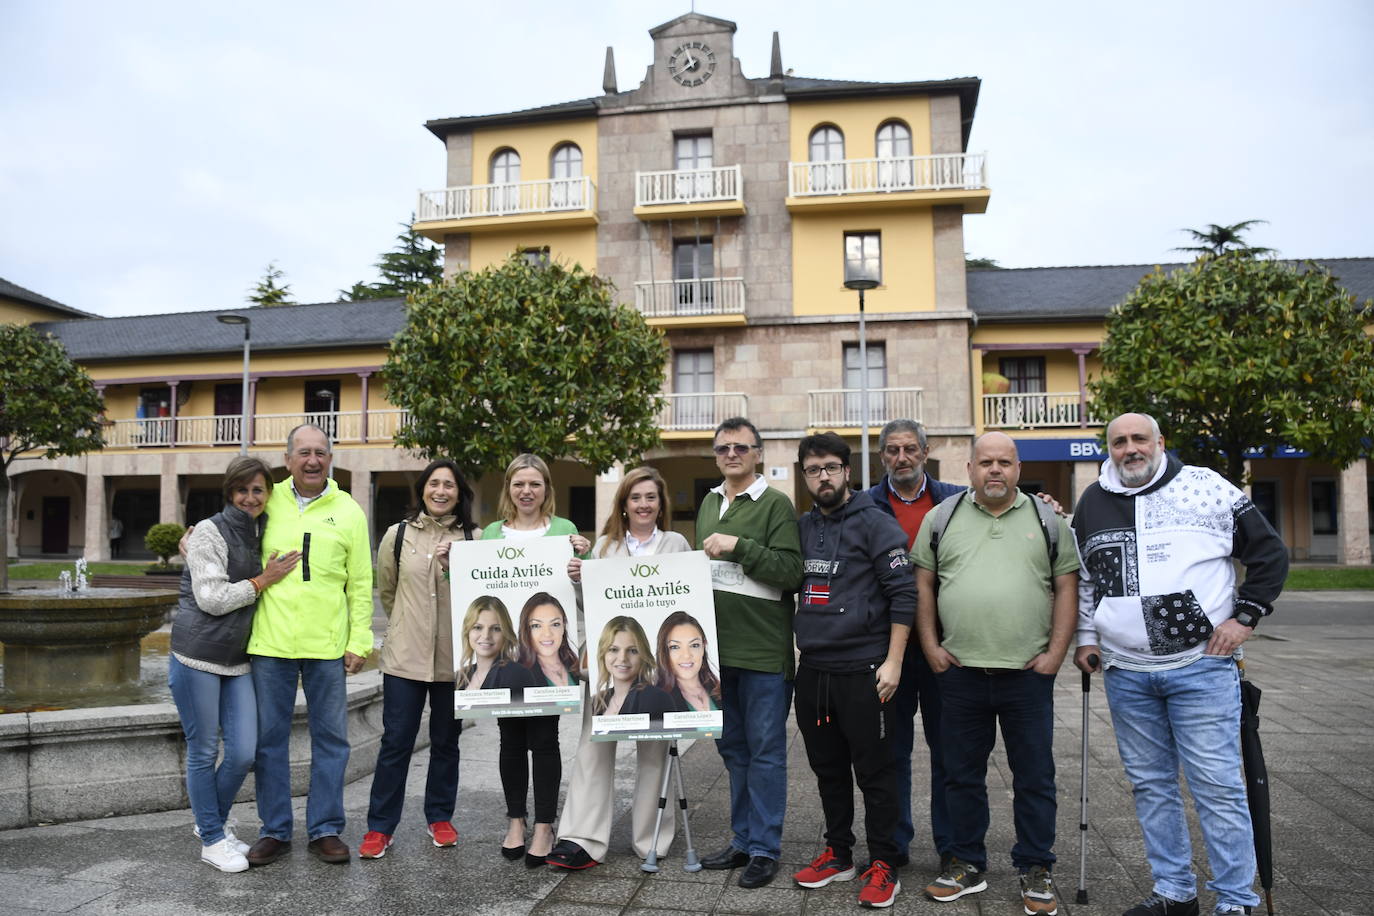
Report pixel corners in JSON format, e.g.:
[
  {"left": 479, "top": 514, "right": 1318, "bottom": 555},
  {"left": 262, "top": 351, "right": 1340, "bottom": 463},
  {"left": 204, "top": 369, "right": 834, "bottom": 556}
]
[
  {"left": 358, "top": 459, "right": 477, "bottom": 859},
  {"left": 546, "top": 466, "right": 691, "bottom": 870}
]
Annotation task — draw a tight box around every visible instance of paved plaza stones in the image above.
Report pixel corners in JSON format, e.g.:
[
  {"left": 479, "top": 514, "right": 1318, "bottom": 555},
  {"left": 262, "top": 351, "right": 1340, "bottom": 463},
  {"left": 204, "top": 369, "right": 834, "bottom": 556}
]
[{"left": 1, "top": 590, "right": 1369, "bottom": 914}]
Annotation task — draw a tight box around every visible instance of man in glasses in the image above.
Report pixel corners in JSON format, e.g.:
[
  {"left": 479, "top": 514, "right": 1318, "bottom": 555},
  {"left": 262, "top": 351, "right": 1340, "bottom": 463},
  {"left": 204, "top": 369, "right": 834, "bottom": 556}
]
[
  {"left": 697, "top": 417, "right": 803, "bottom": 889},
  {"left": 864, "top": 419, "right": 963, "bottom": 873},
  {"left": 791, "top": 432, "right": 915, "bottom": 909}
]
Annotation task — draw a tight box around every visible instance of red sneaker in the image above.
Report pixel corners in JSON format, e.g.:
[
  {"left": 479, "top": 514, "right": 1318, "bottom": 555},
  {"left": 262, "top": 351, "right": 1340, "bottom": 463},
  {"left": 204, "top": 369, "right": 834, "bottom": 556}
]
[
  {"left": 858, "top": 860, "right": 901, "bottom": 909},
  {"left": 793, "top": 846, "right": 856, "bottom": 888},
  {"left": 427, "top": 821, "right": 459, "bottom": 847},
  {"left": 358, "top": 831, "right": 393, "bottom": 859}
]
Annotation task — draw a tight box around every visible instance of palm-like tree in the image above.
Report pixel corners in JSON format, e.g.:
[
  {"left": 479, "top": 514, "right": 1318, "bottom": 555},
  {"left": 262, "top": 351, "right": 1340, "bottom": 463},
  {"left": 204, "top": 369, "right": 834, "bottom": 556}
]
[{"left": 1175, "top": 220, "right": 1275, "bottom": 258}]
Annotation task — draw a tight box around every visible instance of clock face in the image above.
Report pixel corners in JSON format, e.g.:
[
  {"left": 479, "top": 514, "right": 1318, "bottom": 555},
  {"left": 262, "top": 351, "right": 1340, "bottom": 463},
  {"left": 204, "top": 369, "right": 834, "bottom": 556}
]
[{"left": 667, "top": 41, "right": 717, "bottom": 87}]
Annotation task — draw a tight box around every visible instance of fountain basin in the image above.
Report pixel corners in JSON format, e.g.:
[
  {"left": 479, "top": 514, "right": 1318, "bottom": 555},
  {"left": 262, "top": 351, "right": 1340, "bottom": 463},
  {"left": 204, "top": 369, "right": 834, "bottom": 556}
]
[{"left": 0, "top": 589, "right": 176, "bottom": 696}]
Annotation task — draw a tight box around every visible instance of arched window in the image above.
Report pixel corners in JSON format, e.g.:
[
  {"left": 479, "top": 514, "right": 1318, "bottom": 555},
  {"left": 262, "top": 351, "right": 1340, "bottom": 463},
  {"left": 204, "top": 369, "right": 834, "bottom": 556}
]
[
  {"left": 489, "top": 148, "right": 521, "bottom": 184},
  {"left": 808, "top": 125, "right": 845, "bottom": 162},
  {"left": 807, "top": 126, "right": 845, "bottom": 193},
  {"left": 875, "top": 121, "right": 913, "bottom": 189},
  {"left": 875, "top": 121, "right": 912, "bottom": 158},
  {"left": 550, "top": 143, "right": 582, "bottom": 178},
  {"left": 549, "top": 143, "right": 583, "bottom": 208}
]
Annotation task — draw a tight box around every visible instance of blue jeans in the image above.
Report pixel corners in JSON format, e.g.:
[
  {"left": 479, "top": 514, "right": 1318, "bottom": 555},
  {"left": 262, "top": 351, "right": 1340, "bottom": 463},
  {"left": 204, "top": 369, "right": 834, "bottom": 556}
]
[
  {"left": 251, "top": 655, "right": 349, "bottom": 841},
  {"left": 168, "top": 656, "right": 257, "bottom": 845},
  {"left": 717, "top": 666, "right": 793, "bottom": 859},
  {"left": 939, "top": 666, "right": 1057, "bottom": 872},
  {"left": 891, "top": 642, "right": 951, "bottom": 858},
  {"left": 1105, "top": 657, "right": 1259, "bottom": 910},
  {"left": 367, "top": 674, "right": 462, "bottom": 833}
]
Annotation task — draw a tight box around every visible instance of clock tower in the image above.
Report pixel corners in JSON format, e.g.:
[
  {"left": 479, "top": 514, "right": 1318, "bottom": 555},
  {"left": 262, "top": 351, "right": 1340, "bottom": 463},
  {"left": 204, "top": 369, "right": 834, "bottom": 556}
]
[{"left": 640, "top": 12, "right": 744, "bottom": 103}]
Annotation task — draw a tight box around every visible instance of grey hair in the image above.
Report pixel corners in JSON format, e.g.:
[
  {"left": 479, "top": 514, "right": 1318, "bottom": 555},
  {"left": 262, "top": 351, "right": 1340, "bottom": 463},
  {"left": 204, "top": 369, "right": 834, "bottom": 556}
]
[
  {"left": 1107, "top": 412, "right": 1163, "bottom": 440},
  {"left": 878, "top": 418, "right": 927, "bottom": 451},
  {"left": 286, "top": 423, "right": 333, "bottom": 455}
]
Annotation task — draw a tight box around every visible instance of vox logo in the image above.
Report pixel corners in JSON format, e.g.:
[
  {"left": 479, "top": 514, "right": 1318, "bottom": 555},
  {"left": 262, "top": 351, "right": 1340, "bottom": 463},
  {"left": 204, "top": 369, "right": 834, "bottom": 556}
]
[
  {"left": 496, "top": 547, "right": 526, "bottom": 559},
  {"left": 629, "top": 563, "right": 660, "bottom": 577}
]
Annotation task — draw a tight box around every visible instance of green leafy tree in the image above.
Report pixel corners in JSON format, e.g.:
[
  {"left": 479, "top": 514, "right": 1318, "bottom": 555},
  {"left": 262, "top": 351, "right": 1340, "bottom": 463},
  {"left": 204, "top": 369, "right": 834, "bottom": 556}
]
[
  {"left": 1089, "top": 254, "right": 1374, "bottom": 485},
  {"left": 342, "top": 220, "right": 442, "bottom": 301},
  {"left": 965, "top": 255, "right": 1001, "bottom": 269},
  {"left": 0, "top": 324, "right": 106, "bottom": 592},
  {"left": 1174, "top": 219, "right": 1275, "bottom": 258},
  {"left": 384, "top": 256, "right": 668, "bottom": 478},
  {"left": 248, "top": 261, "right": 296, "bottom": 307}
]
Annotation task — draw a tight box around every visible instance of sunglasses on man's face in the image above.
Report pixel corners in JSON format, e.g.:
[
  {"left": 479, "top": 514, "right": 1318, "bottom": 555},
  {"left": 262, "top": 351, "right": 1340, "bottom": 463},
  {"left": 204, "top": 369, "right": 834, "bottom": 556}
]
[{"left": 713, "top": 443, "right": 756, "bottom": 457}]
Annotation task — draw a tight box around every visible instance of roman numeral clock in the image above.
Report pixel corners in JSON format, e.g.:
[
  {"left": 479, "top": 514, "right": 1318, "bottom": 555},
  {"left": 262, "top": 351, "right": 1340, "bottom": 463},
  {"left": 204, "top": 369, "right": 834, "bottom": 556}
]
[{"left": 667, "top": 41, "right": 717, "bottom": 87}]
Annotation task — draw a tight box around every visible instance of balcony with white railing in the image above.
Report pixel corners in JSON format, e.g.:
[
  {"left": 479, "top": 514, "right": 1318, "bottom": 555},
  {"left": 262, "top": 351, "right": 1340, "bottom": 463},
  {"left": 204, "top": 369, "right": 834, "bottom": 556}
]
[
  {"left": 103, "top": 409, "right": 410, "bottom": 450},
  {"left": 413, "top": 176, "right": 597, "bottom": 235},
  {"left": 807, "top": 387, "right": 924, "bottom": 430},
  {"left": 633, "top": 277, "right": 746, "bottom": 325},
  {"left": 787, "top": 153, "right": 989, "bottom": 213},
  {"left": 634, "top": 165, "right": 746, "bottom": 218},
  {"left": 982, "top": 392, "right": 1098, "bottom": 429},
  {"left": 656, "top": 392, "right": 750, "bottom": 435}
]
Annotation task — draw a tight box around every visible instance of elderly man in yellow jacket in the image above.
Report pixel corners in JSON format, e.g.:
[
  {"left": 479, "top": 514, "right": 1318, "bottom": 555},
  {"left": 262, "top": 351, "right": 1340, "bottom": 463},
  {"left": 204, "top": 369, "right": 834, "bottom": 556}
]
[{"left": 245, "top": 424, "right": 374, "bottom": 867}]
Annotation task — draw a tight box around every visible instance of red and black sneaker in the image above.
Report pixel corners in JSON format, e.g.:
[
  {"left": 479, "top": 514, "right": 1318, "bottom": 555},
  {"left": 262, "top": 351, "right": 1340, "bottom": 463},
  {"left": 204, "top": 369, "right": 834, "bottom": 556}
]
[
  {"left": 793, "top": 846, "right": 856, "bottom": 888},
  {"left": 858, "top": 859, "right": 901, "bottom": 909}
]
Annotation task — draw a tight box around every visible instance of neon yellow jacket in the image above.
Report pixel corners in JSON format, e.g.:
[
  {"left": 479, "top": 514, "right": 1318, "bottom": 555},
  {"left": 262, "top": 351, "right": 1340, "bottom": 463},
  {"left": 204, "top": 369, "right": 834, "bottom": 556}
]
[{"left": 247, "top": 479, "right": 374, "bottom": 660}]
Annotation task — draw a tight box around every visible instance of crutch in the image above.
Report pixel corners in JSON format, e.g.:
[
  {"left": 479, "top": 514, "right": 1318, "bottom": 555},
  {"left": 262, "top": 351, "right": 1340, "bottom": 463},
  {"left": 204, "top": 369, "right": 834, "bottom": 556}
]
[
  {"left": 642, "top": 741, "right": 702, "bottom": 873},
  {"left": 1077, "top": 653, "right": 1098, "bottom": 904}
]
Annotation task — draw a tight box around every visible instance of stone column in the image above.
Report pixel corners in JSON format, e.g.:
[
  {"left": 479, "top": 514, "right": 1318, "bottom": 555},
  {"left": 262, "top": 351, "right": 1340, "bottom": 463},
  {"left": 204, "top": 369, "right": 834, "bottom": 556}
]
[
  {"left": 351, "top": 468, "right": 374, "bottom": 548},
  {"left": 159, "top": 454, "right": 181, "bottom": 525},
  {"left": 1338, "top": 459, "right": 1371, "bottom": 565},
  {"left": 594, "top": 464, "right": 623, "bottom": 537},
  {"left": 1072, "top": 461, "right": 1099, "bottom": 512},
  {"left": 85, "top": 470, "right": 109, "bottom": 561},
  {"left": 927, "top": 436, "right": 970, "bottom": 486},
  {"left": 760, "top": 439, "right": 797, "bottom": 505}
]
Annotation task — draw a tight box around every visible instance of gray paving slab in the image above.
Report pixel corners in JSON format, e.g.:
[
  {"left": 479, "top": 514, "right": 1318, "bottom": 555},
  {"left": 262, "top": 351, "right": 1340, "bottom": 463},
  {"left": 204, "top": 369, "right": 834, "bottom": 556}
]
[{"left": 0, "top": 590, "right": 1368, "bottom": 914}]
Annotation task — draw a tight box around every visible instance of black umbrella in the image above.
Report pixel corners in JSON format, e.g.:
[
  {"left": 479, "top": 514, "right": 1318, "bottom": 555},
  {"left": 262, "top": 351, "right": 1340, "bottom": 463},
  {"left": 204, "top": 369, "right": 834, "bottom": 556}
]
[{"left": 1239, "top": 667, "right": 1275, "bottom": 916}]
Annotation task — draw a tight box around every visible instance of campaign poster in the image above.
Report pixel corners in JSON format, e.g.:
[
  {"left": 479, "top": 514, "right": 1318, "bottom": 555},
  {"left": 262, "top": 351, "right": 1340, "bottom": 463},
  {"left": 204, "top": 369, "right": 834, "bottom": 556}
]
[
  {"left": 580, "top": 550, "right": 722, "bottom": 742},
  {"left": 448, "top": 537, "right": 581, "bottom": 719}
]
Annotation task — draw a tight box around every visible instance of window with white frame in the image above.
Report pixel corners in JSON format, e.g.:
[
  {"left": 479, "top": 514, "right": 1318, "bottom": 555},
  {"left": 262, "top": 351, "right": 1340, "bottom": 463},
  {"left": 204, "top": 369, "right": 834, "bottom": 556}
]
[
  {"left": 673, "top": 239, "right": 715, "bottom": 312},
  {"left": 808, "top": 125, "right": 845, "bottom": 192},
  {"left": 550, "top": 143, "right": 583, "bottom": 207},
  {"left": 844, "top": 231, "right": 881, "bottom": 286},
  {"left": 875, "top": 120, "right": 914, "bottom": 188},
  {"left": 843, "top": 342, "right": 887, "bottom": 424},
  {"left": 673, "top": 349, "right": 715, "bottom": 428}
]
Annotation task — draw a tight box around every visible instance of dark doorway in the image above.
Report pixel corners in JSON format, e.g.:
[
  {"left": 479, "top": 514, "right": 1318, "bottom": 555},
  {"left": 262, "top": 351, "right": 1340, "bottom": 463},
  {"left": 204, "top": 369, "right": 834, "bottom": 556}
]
[
  {"left": 214, "top": 383, "right": 244, "bottom": 445},
  {"left": 111, "top": 490, "right": 160, "bottom": 559},
  {"left": 568, "top": 486, "right": 595, "bottom": 534},
  {"left": 41, "top": 497, "right": 71, "bottom": 554},
  {"left": 373, "top": 486, "right": 412, "bottom": 546},
  {"left": 186, "top": 489, "right": 222, "bottom": 528},
  {"left": 304, "top": 380, "right": 341, "bottom": 442}
]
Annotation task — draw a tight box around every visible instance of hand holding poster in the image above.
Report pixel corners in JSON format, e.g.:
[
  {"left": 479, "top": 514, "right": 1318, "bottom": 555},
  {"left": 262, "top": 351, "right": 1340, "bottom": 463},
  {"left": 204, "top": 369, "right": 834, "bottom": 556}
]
[
  {"left": 581, "top": 550, "right": 722, "bottom": 741},
  {"left": 449, "top": 537, "right": 581, "bottom": 718}
]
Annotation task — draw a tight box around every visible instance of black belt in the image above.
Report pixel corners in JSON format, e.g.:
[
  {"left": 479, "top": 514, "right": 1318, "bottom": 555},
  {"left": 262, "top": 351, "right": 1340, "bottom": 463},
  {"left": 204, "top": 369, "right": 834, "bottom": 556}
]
[{"left": 969, "top": 667, "right": 1021, "bottom": 676}]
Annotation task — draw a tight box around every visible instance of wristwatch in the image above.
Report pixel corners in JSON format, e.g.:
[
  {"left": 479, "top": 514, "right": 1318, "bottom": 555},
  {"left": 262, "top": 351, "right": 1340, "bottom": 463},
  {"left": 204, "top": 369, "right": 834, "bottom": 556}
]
[{"left": 1233, "top": 607, "right": 1261, "bottom": 629}]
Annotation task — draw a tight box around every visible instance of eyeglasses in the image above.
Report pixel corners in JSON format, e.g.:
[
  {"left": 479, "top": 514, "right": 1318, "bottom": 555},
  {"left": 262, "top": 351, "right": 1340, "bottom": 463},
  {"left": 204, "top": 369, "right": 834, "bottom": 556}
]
[
  {"left": 802, "top": 463, "right": 848, "bottom": 479},
  {"left": 713, "top": 443, "right": 756, "bottom": 456},
  {"left": 883, "top": 445, "right": 925, "bottom": 457}
]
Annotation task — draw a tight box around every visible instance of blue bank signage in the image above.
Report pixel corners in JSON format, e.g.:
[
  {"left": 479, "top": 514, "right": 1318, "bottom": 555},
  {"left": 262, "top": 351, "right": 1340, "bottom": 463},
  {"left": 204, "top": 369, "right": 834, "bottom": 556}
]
[{"left": 1013, "top": 439, "right": 1310, "bottom": 462}]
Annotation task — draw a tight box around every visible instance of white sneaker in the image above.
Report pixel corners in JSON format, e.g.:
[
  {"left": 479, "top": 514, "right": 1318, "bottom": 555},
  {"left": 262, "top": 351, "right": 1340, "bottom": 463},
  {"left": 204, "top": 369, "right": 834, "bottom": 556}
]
[
  {"left": 201, "top": 837, "right": 249, "bottom": 873},
  {"left": 193, "top": 823, "right": 250, "bottom": 856}
]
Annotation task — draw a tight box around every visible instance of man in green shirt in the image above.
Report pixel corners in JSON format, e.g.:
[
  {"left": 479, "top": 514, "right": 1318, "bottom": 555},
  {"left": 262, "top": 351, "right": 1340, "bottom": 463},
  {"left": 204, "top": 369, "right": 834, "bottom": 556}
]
[
  {"left": 695, "top": 417, "right": 802, "bottom": 889},
  {"left": 913, "top": 432, "right": 1077, "bottom": 915}
]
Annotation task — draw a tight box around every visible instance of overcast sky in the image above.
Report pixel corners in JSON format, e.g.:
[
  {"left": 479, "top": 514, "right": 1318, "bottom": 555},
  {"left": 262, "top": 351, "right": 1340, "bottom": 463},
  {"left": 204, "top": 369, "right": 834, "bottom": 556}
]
[{"left": 3, "top": 0, "right": 1371, "bottom": 318}]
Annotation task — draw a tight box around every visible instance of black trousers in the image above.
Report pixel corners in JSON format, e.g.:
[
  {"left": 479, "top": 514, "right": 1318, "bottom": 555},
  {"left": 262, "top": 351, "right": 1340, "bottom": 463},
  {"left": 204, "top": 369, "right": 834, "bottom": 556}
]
[
  {"left": 497, "top": 715, "right": 561, "bottom": 823},
  {"left": 795, "top": 664, "right": 901, "bottom": 865},
  {"left": 366, "top": 674, "right": 461, "bottom": 833}
]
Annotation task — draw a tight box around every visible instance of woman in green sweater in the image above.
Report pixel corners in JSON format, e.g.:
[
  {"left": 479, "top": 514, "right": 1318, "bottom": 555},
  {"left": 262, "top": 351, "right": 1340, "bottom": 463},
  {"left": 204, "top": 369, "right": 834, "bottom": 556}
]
[{"left": 481, "top": 454, "right": 589, "bottom": 867}]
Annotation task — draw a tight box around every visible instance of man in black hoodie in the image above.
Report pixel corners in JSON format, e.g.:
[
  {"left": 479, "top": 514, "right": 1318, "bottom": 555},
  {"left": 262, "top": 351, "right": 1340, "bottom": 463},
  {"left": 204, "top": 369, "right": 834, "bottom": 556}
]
[{"left": 791, "top": 432, "right": 915, "bottom": 910}]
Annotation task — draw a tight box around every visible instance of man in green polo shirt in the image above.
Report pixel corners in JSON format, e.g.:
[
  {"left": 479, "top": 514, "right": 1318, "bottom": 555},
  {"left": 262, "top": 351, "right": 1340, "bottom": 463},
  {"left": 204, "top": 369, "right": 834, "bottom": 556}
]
[{"left": 912, "top": 432, "right": 1078, "bottom": 915}]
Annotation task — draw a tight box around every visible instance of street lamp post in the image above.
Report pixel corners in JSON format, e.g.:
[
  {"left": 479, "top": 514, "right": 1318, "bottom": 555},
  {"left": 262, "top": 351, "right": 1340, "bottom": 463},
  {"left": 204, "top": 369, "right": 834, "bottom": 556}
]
[
  {"left": 216, "top": 314, "right": 251, "bottom": 455},
  {"left": 843, "top": 276, "right": 880, "bottom": 489}
]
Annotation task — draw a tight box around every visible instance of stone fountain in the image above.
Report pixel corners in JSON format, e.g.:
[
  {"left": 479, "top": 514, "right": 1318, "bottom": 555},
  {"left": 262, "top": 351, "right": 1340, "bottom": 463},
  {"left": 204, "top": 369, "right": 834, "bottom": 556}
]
[{"left": 0, "top": 559, "right": 177, "bottom": 697}]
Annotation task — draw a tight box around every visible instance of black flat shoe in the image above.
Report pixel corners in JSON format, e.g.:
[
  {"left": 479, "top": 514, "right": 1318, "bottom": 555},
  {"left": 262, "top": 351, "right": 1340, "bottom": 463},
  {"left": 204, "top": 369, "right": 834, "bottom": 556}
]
[
  {"left": 525, "top": 851, "right": 547, "bottom": 868},
  {"left": 547, "top": 840, "right": 598, "bottom": 869},
  {"left": 500, "top": 844, "right": 525, "bottom": 860},
  {"left": 738, "top": 855, "right": 779, "bottom": 889},
  {"left": 701, "top": 845, "right": 750, "bottom": 870}
]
